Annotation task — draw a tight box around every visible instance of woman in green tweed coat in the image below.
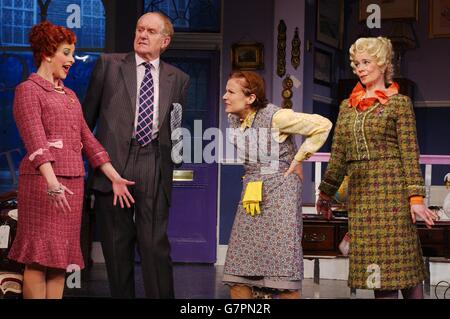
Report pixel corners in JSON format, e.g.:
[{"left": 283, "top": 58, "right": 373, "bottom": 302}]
[{"left": 316, "top": 37, "right": 438, "bottom": 299}]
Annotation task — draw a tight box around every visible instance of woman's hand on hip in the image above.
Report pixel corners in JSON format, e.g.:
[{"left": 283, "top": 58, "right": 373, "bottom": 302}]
[{"left": 284, "top": 159, "right": 303, "bottom": 182}]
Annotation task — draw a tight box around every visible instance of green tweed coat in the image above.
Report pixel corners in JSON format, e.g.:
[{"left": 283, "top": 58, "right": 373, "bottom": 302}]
[{"left": 319, "top": 94, "right": 427, "bottom": 290}]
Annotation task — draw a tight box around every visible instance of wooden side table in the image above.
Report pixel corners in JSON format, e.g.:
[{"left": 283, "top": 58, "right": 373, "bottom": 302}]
[{"left": 303, "top": 214, "right": 450, "bottom": 296}]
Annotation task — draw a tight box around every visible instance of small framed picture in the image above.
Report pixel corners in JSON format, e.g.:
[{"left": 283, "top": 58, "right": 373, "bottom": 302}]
[
  {"left": 231, "top": 42, "right": 264, "bottom": 70},
  {"left": 359, "top": 0, "right": 418, "bottom": 21},
  {"left": 316, "top": 0, "right": 344, "bottom": 49},
  {"left": 429, "top": 0, "right": 450, "bottom": 38},
  {"left": 314, "top": 48, "right": 332, "bottom": 87}
]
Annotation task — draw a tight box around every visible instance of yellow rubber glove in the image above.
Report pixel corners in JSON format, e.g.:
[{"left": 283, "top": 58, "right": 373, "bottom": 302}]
[{"left": 242, "top": 181, "right": 263, "bottom": 216}]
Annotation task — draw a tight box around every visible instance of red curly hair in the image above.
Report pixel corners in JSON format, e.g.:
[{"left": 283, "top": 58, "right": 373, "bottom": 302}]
[
  {"left": 229, "top": 71, "right": 268, "bottom": 110},
  {"left": 29, "top": 21, "right": 77, "bottom": 67}
]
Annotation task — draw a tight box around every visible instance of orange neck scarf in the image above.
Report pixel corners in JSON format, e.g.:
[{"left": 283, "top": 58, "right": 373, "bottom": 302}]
[{"left": 349, "top": 81, "right": 399, "bottom": 111}]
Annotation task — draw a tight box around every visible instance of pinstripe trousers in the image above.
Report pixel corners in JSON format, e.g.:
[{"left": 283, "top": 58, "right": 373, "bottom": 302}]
[{"left": 94, "top": 138, "right": 173, "bottom": 298}]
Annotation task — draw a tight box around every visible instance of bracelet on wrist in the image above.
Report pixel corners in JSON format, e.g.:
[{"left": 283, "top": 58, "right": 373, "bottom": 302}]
[
  {"left": 47, "top": 184, "right": 64, "bottom": 197},
  {"left": 318, "top": 197, "right": 332, "bottom": 207},
  {"left": 319, "top": 199, "right": 331, "bottom": 204}
]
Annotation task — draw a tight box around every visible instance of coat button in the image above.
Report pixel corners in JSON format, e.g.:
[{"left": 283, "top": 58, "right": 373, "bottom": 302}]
[{"left": 72, "top": 125, "right": 77, "bottom": 131}]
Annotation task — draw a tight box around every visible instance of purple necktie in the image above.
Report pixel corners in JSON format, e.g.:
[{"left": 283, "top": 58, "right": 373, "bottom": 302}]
[{"left": 135, "top": 62, "right": 154, "bottom": 146}]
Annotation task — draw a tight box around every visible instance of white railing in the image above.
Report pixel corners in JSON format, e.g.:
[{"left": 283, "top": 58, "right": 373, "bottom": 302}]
[{"left": 305, "top": 153, "right": 450, "bottom": 207}]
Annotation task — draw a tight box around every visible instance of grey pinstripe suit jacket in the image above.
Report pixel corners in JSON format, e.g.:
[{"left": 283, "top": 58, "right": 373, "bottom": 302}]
[{"left": 82, "top": 52, "right": 189, "bottom": 203}]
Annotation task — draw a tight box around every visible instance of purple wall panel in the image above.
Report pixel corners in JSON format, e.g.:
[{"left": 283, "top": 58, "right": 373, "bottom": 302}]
[
  {"left": 344, "top": 0, "right": 450, "bottom": 101},
  {"left": 220, "top": 0, "right": 275, "bottom": 132}
]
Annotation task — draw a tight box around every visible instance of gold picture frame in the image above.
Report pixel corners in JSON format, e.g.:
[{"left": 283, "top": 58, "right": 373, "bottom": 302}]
[
  {"left": 231, "top": 42, "right": 264, "bottom": 70},
  {"left": 359, "top": 0, "right": 418, "bottom": 21},
  {"left": 316, "top": 0, "right": 344, "bottom": 49},
  {"left": 429, "top": 0, "right": 450, "bottom": 38}
]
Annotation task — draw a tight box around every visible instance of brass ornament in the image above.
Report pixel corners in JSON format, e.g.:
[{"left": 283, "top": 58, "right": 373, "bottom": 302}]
[
  {"left": 291, "top": 27, "right": 301, "bottom": 70},
  {"left": 281, "top": 75, "right": 293, "bottom": 109},
  {"left": 277, "top": 20, "right": 287, "bottom": 78}
]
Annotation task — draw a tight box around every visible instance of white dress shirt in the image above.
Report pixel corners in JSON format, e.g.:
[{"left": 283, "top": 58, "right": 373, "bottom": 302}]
[{"left": 134, "top": 53, "right": 160, "bottom": 139}]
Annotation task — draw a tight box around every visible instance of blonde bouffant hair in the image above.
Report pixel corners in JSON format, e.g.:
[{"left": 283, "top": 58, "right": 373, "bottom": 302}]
[{"left": 349, "top": 37, "right": 394, "bottom": 84}]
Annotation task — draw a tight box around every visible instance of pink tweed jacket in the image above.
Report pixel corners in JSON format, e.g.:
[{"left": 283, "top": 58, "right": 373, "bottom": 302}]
[{"left": 13, "top": 73, "right": 110, "bottom": 176}]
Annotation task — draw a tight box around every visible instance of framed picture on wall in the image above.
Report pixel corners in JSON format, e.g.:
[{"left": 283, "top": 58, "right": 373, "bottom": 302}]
[
  {"left": 231, "top": 42, "right": 264, "bottom": 70},
  {"left": 314, "top": 48, "right": 332, "bottom": 86},
  {"left": 359, "top": 0, "right": 418, "bottom": 21},
  {"left": 429, "top": 0, "right": 450, "bottom": 38},
  {"left": 316, "top": 0, "right": 344, "bottom": 49}
]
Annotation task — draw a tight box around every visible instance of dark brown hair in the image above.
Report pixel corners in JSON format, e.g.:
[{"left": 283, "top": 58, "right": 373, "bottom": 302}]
[
  {"left": 29, "top": 21, "right": 77, "bottom": 67},
  {"left": 229, "top": 71, "right": 268, "bottom": 110}
]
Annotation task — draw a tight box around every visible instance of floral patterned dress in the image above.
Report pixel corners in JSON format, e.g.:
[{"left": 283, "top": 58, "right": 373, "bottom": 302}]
[{"left": 223, "top": 104, "right": 332, "bottom": 291}]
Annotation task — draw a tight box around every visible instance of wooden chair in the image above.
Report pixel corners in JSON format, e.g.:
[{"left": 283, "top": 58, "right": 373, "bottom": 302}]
[{"left": 0, "top": 190, "right": 23, "bottom": 298}]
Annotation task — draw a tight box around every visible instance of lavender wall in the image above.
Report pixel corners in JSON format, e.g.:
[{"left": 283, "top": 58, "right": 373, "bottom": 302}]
[
  {"left": 343, "top": 0, "right": 450, "bottom": 101},
  {"left": 219, "top": 0, "right": 275, "bottom": 164},
  {"left": 399, "top": 3, "right": 450, "bottom": 102},
  {"left": 221, "top": 0, "right": 275, "bottom": 115},
  {"left": 272, "top": 0, "right": 306, "bottom": 108},
  {"left": 219, "top": 0, "right": 275, "bottom": 244}
]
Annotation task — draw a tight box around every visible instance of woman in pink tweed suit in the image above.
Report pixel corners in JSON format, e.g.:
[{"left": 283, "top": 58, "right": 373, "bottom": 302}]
[{"left": 8, "top": 21, "right": 135, "bottom": 299}]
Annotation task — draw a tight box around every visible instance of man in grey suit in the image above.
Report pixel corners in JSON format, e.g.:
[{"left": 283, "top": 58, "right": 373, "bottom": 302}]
[{"left": 82, "top": 12, "right": 189, "bottom": 298}]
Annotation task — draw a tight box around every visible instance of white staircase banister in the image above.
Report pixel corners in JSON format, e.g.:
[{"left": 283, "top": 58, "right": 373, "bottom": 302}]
[{"left": 304, "top": 153, "right": 450, "bottom": 205}]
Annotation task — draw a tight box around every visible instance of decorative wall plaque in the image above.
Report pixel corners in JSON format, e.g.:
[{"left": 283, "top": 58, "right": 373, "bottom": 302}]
[
  {"left": 291, "top": 27, "right": 301, "bottom": 70},
  {"left": 281, "top": 75, "right": 293, "bottom": 109},
  {"left": 277, "top": 20, "right": 287, "bottom": 78}
]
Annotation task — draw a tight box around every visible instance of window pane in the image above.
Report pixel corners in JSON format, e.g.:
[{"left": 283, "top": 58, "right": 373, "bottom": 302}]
[
  {"left": 0, "top": 3, "right": 35, "bottom": 46},
  {"left": 1, "top": 1, "right": 105, "bottom": 48},
  {"left": 13, "top": 10, "right": 23, "bottom": 25},
  {"left": 144, "top": 0, "right": 221, "bottom": 33},
  {"left": 46, "top": 0, "right": 105, "bottom": 49},
  {"left": 24, "top": 0, "right": 33, "bottom": 9},
  {"left": 0, "top": 52, "right": 34, "bottom": 183},
  {"left": 2, "top": 26, "right": 12, "bottom": 44},
  {"left": 13, "top": 26, "right": 22, "bottom": 43},
  {"left": 3, "top": 8, "right": 13, "bottom": 25},
  {"left": 24, "top": 11, "right": 33, "bottom": 25}
]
